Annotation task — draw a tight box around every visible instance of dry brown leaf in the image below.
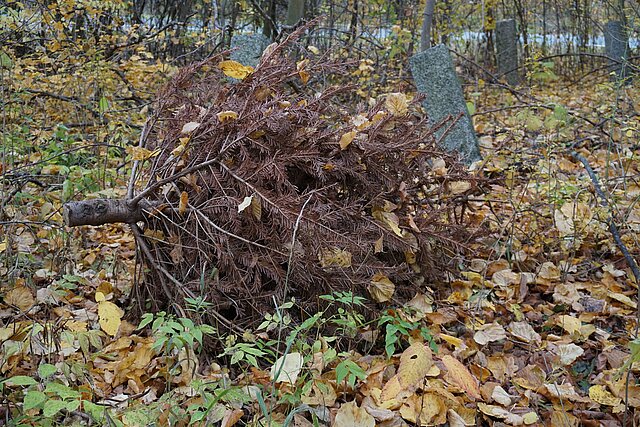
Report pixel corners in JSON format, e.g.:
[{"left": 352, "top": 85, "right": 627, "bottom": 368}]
[
  {"left": 399, "top": 393, "right": 446, "bottom": 425},
  {"left": 555, "top": 343, "right": 584, "bottom": 365},
  {"left": 318, "top": 247, "right": 352, "bottom": 268},
  {"left": 508, "top": 321, "right": 541, "bottom": 345},
  {"left": 179, "top": 191, "right": 188, "bottom": 214},
  {"left": 221, "top": 408, "right": 244, "bottom": 427},
  {"left": 398, "top": 343, "right": 433, "bottom": 387},
  {"left": 270, "top": 352, "right": 303, "bottom": 384},
  {"left": 5, "top": 286, "right": 35, "bottom": 312},
  {"left": 491, "top": 385, "right": 512, "bottom": 405},
  {"left": 181, "top": 121, "right": 200, "bottom": 133},
  {"left": 448, "top": 181, "right": 471, "bottom": 195},
  {"left": 385, "top": 93, "right": 409, "bottom": 116},
  {"left": 334, "top": 401, "right": 375, "bottom": 427},
  {"left": 473, "top": 323, "right": 507, "bottom": 345},
  {"left": 442, "top": 355, "right": 481, "bottom": 400},
  {"left": 369, "top": 273, "right": 395, "bottom": 302}
]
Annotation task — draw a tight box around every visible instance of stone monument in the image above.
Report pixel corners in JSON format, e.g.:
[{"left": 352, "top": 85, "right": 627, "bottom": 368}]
[
  {"left": 230, "top": 33, "right": 271, "bottom": 68},
  {"left": 409, "top": 44, "right": 481, "bottom": 164},
  {"left": 496, "top": 19, "right": 520, "bottom": 86}
]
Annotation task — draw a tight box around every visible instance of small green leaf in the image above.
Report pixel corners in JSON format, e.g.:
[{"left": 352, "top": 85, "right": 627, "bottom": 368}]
[
  {"left": 43, "top": 399, "right": 67, "bottom": 417},
  {"left": 98, "top": 96, "right": 109, "bottom": 114},
  {"left": 466, "top": 101, "right": 476, "bottom": 115},
  {"left": 45, "top": 382, "right": 81, "bottom": 400},
  {"left": 66, "top": 399, "right": 80, "bottom": 412},
  {"left": 199, "top": 324, "right": 216, "bottom": 335},
  {"left": 38, "top": 363, "right": 57, "bottom": 379},
  {"left": 230, "top": 350, "right": 244, "bottom": 365},
  {"left": 23, "top": 390, "right": 47, "bottom": 410},
  {"left": 5, "top": 376, "right": 37, "bottom": 386},
  {"left": 137, "top": 313, "right": 154, "bottom": 330}
]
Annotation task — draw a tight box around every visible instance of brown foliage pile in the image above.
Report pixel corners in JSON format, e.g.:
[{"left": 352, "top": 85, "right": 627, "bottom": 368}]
[{"left": 130, "top": 32, "right": 480, "bottom": 328}]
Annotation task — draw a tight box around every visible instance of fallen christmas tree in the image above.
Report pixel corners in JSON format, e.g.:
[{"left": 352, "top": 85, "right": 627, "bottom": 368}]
[{"left": 64, "top": 30, "right": 482, "bottom": 331}]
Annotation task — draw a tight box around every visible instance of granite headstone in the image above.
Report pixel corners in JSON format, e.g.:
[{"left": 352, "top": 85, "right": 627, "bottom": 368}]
[{"left": 409, "top": 44, "right": 481, "bottom": 164}]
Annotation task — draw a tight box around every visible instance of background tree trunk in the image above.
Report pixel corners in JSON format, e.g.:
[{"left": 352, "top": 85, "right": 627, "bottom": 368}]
[{"left": 420, "top": 0, "right": 436, "bottom": 52}]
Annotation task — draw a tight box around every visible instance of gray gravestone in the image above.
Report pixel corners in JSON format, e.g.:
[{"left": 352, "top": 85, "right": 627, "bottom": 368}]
[
  {"left": 230, "top": 33, "right": 271, "bottom": 68},
  {"left": 409, "top": 44, "right": 481, "bottom": 164},
  {"left": 496, "top": 19, "right": 520, "bottom": 86},
  {"left": 604, "top": 21, "right": 631, "bottom": 82}
]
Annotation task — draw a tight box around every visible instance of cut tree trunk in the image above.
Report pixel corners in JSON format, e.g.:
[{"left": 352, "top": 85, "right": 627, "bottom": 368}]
[{"left": 63, "top": 199, "right": 159, "bottom": 227}]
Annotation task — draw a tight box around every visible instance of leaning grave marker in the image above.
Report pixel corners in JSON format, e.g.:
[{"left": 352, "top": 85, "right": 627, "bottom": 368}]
[
  {"left": 230, "top": 33, "right": 271, "bottom": 67},
  {"left": 409, "top": 44, "right": 481, "bottom": 164},
  {"left": 496, "top": 19, "right": 520, "bottom": 86}
]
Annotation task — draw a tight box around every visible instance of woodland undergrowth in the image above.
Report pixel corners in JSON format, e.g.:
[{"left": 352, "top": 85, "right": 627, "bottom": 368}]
[{"left": 1, "top": 9, "right": 640, "bottom": 427}]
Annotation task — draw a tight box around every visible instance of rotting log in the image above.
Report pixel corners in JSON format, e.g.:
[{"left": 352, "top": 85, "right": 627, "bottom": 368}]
[{"left": 63, "top": 199, "right": 159, "bottom": 227}]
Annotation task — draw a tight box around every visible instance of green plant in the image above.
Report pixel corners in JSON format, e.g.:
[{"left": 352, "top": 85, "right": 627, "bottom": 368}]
[
  {"left": 137, "top": 311, "right": 216, "bottom": 356},
  {"left": 335, "top": 358, "right": 367, "bottom": 389},
  {"left": 1, "top": 363, "right": 106, "bottom": 425},
  {"left": 378, "top": 309, "right": 437, "bottom": 358}
]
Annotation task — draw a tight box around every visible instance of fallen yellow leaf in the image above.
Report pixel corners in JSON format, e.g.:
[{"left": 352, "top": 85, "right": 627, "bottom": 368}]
[
  {"left": 217, "top": 110, "right": 238, "bottom": 122},
  {"left": 218, "top": 60, "right": 254, "bottom": 79},
  {"left": 97, "top": 298, "right": 124, "bottom": 337},
  {"left": 339, "top": 130, "right": 357, "bottom": 150}
]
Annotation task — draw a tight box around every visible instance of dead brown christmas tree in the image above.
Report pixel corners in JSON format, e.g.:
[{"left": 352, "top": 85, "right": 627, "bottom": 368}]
[{"left": 64, "top": 30, "right": 481, "bottom": 330}]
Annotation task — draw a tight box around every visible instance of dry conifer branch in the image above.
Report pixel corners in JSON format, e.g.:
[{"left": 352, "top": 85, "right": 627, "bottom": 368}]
[{"left": 63, "top": 28, "right": 483, "bottom": 328}]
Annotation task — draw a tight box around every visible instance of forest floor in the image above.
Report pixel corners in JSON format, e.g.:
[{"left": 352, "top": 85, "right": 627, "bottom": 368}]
[{"left": 1, "top": 44, "right": 640, "bottom": 426}]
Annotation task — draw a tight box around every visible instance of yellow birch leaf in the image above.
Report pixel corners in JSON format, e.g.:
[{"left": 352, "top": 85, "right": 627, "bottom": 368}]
[
  {"left": 339, "top": 130, "right": 357, "bottom": 150},
  {"left": 589, "top": 385, "right": 621, "bottom": 406},
  {"left": 98, "top": 299, "right": 123, "bottom": 336},
  {"left": 371, "top": 110, "right": 386, "bottom": 124},
  {"left": 373, "top": 210, "right": 403, "bottom": 237},
  {"left": 556, "top": 314, "right": 581, "bottom": 335},
  {"left": 251, "top": 196, "right": 262, "bottom": 220},
  {"left": 385, "top": 93, "right": 409, "bottom": 116},
  {"left": 369, "top": 273, "right": 395, "bottom": 302},
  {"left": 0, "top": 239, "right": 6, "bottom": 253},
  {"left": 126, "top": 146, "right": 160, "bottom": 161},
  {"left": 217, "top": 110, "right": 238, "bottom": 122},
  {"left": 218, "top": 60, "right": 254, "bottom": 79},
  {"left": 442, "top": 355, "right": 481, "bottom": 400},
  {"left": 307, "top": 45, "right": 320, "bottom": 55},
  {"left": 249, "top": 130, "right": 266, "bottom": 139},
  {"left": 297, "top": 59, "right": 310, "bottom": 84}
]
